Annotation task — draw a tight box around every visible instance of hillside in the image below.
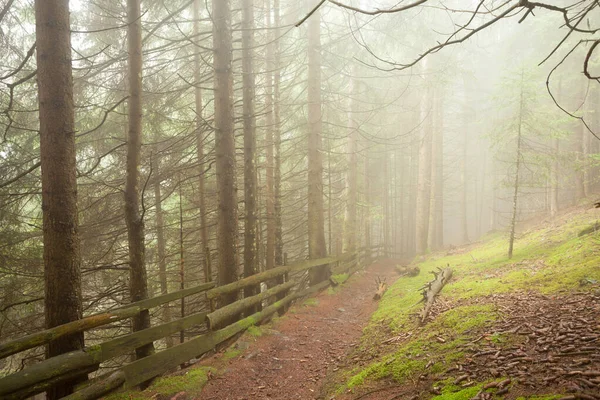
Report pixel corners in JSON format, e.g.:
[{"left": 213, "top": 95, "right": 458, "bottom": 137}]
[{"left": 333, "top": 204, "right": 600, "bottom": 400}]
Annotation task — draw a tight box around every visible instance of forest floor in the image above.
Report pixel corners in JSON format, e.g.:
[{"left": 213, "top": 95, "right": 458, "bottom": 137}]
[{"left": 107, "top": 203, "right": 600, "bottom": 400}]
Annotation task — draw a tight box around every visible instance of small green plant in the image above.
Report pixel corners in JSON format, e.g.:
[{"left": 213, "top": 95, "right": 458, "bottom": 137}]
[
  {"left": 247, "top": 325, "right": 263, "bottom": 337},
  {"left": 303, "top": 298, "right": 319, "bottom": 307}
]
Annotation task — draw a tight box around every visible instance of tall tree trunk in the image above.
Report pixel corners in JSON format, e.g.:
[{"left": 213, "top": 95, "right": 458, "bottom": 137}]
[
  {"left": 126, "top": 0, "right": 154, "bottom": 360},
  {"left": 364, "top": 151, "right": 371, "bottom": 261},
  {"left": 383, "top": 154, "right": 390, "bottom": 256},
  {"left": 152, "top": 153, "right": 173, "bottom": 348},
  {"left": 415, "top": 77, "right": 432, "bottom": 254},
  {"left": 460, "top": 102, "right": 470, "bottom": 244},
  {"left": 575, "top": 81, "right": 587, "bottom": 200},
  {"left": 242, "top": 0, "right": 259, "bottom": 308},
  {"left": 508, "top": 77, "right": 525, "bottom": 260},
  {"left": 193, "top": 0, "right": 211, "bottom": 284},
  {"left": 435, "top": 95, "right": 444, "bottom": 248},
  {"left": 408, "top": 127, "right": 419, "bottom": 256},
  {"left": 213, "top": 0, "right": 239, "bottom": 309},
  {"left": 274, "top": 0, "right": 284, "bottom": 269},
  {"left": 344, "top": 73, "right": 358, "bottom": 253},
  {"left": 576, "top": 122, "right": 587, "bottom": 200},
  {"left": 35, "top": 1, "right": 84, "bottom": 397},
  {"left": 265, "top": 0, "right": 276, "bottom": 275},
  {"left": 307, "top": 5, "right": 328, "bottom": 284},
  {"left": 550, "top": 138, "right": 559, "bottom": 217},
  {"left": 427, "top": 89, "right": 440, "bottom": 251}
]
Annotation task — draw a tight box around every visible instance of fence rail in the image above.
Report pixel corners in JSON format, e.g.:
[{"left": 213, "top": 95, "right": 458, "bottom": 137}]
[{"left": 0, "top": 246, "right": 383, "bottom": 400}]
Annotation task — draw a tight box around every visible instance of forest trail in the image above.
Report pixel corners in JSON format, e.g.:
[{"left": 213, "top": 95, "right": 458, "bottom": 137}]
[{"left": 196, "top": 259, "right": 401, "bottom": 400}]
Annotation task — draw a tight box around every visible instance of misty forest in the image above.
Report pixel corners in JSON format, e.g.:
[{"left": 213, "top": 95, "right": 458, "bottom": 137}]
[{"left": 0, "top": 0, "right": 599, "bottom": 399}]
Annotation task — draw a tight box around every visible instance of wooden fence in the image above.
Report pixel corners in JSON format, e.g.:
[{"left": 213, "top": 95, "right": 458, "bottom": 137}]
[{"left": 0, "top": 246, "right": 382, "bottom": 400}]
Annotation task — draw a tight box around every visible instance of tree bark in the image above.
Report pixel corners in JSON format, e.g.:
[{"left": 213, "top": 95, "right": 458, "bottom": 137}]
[
  {"left": 550, "top": 138, "right": 559, "bottom": 217},
  {"left": 415, "top": 71, "right": 432, "bottom": 254},
  {"left": 125, "top": 0, "right": 155, "bottom": 360},
  {"left": 427, "top": 90, "right": 440, "bottom": 251},
  {"left": 508, "top": 75, "right": 525, "bottom": 260},
  {"left": 274, "top": 0, "right": 284, "bottom": 270},
  {"left": 35, "top": 0, "right": 84, "bottom": 397},
  {"left": 265, "top": 0, "right": 276, "bottom": 275},
  {"left": 193, "top": 0, "right": 211, "bottom": 284},
  {"left": 213, "top": 0, "right": 239, "bottom": 309},
  {"left": 125, "top": 0, "right": 154, "bottom": 361},
  {"left": 242, "top": 0, "right": 259, "bottom": 310},
  {"left": 152, "top": 153, "right": 173, "bottom": 348},
  {"left": 307, "top": 5, "right": 328, "bottom": 284},
  {"left": 344, "top": 72, "right": 358, "bottom": 253}
]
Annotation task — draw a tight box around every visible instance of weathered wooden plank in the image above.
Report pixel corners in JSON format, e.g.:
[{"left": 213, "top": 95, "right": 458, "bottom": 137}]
[
  {"left": 60, "top": 371, "right": 125, "bottom": 400},
  {"left": 207, "top": 281, "right": 295, "bottom": 329},
  {"left": 0, "top": 282, "right": 214, "bottom": 360},
  {"left": 206, "top": 256, "right": 336, "bottom": 300},
  {"left": 0, "top": 307, "right": 140, "bottom": 360},
  {"left": 0, "top": 350, "right": 98, "bottom": 397},
  {"left": 0, "top": 312, "right": 208, "bottom": 397},
  {"left": 98, "top": 311, "right": 208, "bottom": 360},
  {"left": 1, "top": 365, "right": 97, "bottom": 400},
  {"left": 111, "top": 282, "right": 215, "bottom": 313}
]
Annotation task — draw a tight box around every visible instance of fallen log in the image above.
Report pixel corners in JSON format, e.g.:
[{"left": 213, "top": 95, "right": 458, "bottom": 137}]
[
  {"left": 373, "top": 276, "right": 387, "bottom": 301},
  {"left": 395, "top": 265, "right": 420, "bottom": 277},
  {"left": 420, "top": 266, "right": 453, "bottom": 323}
]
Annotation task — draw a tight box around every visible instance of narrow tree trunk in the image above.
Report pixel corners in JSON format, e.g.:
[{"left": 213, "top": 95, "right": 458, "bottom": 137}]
[
  {"left": 460, "top": 99, "right": 470, "bottom": 244},
  {"left": 344, "top": 73, "right": 358, "bottom": 253},
  {"left": 193, "top": 0, "right": 211, "bottom": 284},
  {"left": 399, "top": 149, "right": 406, "bottom": 254},
  {"left": 415, "top": 77, "right": 432, "bottom": 254},
  {"left": 152, "top": 154, "right": 173, "bottom": 348},
  {"left": 265, "top": 0, "right": 276, "bottom": 275},
  {"left": 125, "top": 0, "right": 154, "bottom": 360},
  {"left": 35, "top": 1, "right": 84, "bottom": 397},
  {"left": 242, "top": 0, "right": 259, "bottom": 310},
  {"left": 427, "top": 90, "right": 439, "bottom": 251},
  {"left": 213, "top": 0, "right": 239, "bottom": 310},
  {"left": 550, "top": 138, "right": 559, "bottom": 217},
  {"left": 508, "top": 78, "right": 525, "bottom": 260},
  {"left": 307, "top": 6, "right": 328, "bottom": 284},
  {"left": 408, "top": 128, "right": 419, "bottom": 256},
  {"left": 576, "top": 123, "right": 586, "bottom": 200},
  {"left": 383, "top": 154, "right": 391, "bottom": 256},
  {"left": 178, "top": 177, "right": 185, "bottom": 344},
  {"left": 364, "top": 152, "right": 371, "bottom": 261},
  {"left": 435, "top": 96, "right": 444, "bottom": 248},
  {"left": 274, "top": 0, "right": 284, "bottom": 269},
  {"left": 583, "top": 124, "right": 591, "bottom": 197}
]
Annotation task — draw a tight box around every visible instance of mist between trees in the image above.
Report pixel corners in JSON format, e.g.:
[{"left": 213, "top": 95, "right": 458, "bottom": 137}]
[{"left": 0, "top": 0, "right": 598, "bottom": 397}]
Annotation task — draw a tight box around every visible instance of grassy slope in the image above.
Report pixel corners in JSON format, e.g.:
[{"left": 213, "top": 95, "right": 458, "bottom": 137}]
[{"left": 340, "top": 206, "right": 600, "bottom": 398}]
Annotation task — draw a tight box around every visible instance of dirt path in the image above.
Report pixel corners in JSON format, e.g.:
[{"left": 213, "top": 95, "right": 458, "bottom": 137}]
[{"left": 197, "top": 259, "right": 399, "bottom": 400}]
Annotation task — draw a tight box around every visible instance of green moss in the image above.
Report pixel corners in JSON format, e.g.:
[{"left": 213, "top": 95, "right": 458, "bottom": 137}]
[
  {"left": 149, "top": 367, "right": 215, "bottom": 396},
  {"left": 331, "top": 273, "right": 349, "bottom": 285},
  {"left": 346, "top": 304, "right": 493, "bottom": 390},
  {"left": 105, "top": 392, "right": 147, "bottom": 400},
  {"left": 303, "top": 298, "right": 319, "bottom": 307},
  {"left": 222, "top": 348, "right": 242, "bottom": 360},
  {"left": 104, "top": 367, "right": 217, "bottom": 400},
  {"left": 247, "top": 325, "right": 263, "bottom": 337},
  {"left": 430, "top": 384, "right": 483, "bottom": 400}
]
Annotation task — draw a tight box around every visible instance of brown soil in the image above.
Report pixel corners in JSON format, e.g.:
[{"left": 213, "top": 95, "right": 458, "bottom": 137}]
[{"left": 195, "top": 259, "right": 401, "bottom": 400}]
